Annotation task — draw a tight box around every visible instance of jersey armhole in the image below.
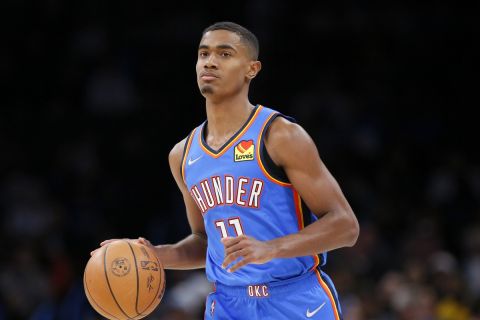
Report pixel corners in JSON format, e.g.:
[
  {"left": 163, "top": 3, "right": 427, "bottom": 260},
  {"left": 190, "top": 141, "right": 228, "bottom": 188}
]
[
  {"left": 180, "top": 128, "right": 196, "bottom": 182},
  {"left": 259, "top": 113, "right": 296, "bottom": 184}
]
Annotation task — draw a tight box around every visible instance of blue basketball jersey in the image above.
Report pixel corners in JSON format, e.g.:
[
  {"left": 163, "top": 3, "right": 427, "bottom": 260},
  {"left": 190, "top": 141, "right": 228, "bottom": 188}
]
[{"left": 181, "top": 105, "right": 327, "bottom": 286}]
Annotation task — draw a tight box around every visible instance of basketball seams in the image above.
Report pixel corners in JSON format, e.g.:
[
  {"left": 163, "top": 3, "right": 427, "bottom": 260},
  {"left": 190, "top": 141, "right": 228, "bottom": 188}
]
[
  {"left": 85, "top": 241, "right": 164, "bottom": 320},
  {"left": 84, "top": 266, "right": 120, "bottom": 320},
  {"left": 137, "top": 245, "right": 164, "bottom": 316},
  {"left": 126, "top": 241, "right": 141, "bottom": 318},
  {"left": 104, "top": 242, "right": 136, "bottom": 320}
]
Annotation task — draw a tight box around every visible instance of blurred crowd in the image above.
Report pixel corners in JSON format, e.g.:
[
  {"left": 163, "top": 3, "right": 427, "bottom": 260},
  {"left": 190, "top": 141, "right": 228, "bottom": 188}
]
[{"left": 0, "top": 1, "right": 476, "bottom": 319}]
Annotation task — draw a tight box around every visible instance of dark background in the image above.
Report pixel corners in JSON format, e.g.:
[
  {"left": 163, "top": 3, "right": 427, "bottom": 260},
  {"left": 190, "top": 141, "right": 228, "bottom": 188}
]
[{"left": 0, "top": 1, "right": 477, "bottom": 319}]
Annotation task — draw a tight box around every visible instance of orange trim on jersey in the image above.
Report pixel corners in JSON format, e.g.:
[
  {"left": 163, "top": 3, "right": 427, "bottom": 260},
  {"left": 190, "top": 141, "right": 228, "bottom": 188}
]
[
  {"left": 293, "top": 190, "right": 304, "bottom": 229},
  {"left": 256, "top": 112, "right": 292, "bottom": 187},
  {"left": 181, "top": 128, "right": 197, "bottom": 184},
  {"left": 200, "top": 105, "right": 263, "bottom": 158},
  {"left": 315, "top": 269, "right": 341, "bottom": 320},
  {"left": 311, "top": 255, "right": 320, "bottom": 271}
]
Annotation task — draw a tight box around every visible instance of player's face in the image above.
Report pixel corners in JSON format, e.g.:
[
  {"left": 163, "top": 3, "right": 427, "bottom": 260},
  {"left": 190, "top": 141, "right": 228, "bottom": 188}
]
[{"left": 196, "top": 30, "right": 256, "bottom": 98}]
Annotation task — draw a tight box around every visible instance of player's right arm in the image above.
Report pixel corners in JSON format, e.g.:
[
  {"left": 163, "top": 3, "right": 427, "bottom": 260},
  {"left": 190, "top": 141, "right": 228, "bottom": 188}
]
[
  {"left": 148, "top": 138, "right": 207, "bottom": 269},
  {"left": 93, "top": 138, "right": 207, "bottom": 270}
]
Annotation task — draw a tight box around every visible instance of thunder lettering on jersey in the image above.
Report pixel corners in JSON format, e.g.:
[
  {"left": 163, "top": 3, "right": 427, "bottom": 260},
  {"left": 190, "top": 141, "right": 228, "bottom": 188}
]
[{"left": 181, "top": 105, "right": 326, "bottom": 286}]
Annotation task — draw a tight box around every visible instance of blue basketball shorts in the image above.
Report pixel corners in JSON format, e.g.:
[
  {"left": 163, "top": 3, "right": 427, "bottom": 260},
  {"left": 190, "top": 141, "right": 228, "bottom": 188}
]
[{"left": 204, "top": 269, "right": 343, "bottom": 320}]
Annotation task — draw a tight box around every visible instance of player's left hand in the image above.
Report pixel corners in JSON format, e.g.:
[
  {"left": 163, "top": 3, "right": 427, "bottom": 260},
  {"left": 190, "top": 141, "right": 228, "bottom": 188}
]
[{"left": 221, "top": 235, "right": 276, "bottom": 272}]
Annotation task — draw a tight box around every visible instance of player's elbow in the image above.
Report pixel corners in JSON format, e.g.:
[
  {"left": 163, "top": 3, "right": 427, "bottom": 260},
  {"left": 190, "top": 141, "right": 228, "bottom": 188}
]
[{"left": 343, "top": 211, "right": 360, "bottom": 247}]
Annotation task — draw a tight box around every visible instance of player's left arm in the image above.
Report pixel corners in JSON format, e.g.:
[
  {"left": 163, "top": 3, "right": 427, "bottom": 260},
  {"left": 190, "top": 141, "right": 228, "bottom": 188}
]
[{"left": 222, "top": 117, "right": 359, "bottom": 272}]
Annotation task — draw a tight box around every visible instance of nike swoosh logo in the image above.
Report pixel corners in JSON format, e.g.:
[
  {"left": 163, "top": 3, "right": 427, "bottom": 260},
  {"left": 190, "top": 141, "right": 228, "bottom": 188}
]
[
  {"left": 306, "top": 302, "right": 326, "bottom": 318},
  {"left": 188, "top": 155, "right": 203, "bottom": 166}
]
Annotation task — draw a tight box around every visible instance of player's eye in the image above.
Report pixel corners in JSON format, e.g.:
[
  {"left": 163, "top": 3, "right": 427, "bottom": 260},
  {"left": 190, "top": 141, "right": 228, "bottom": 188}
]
[
  {"left": 220, "top": 51, "right": 232, "bottom": 57},
  {"left": 199, "top": 51, "right": 209, "bottom": 57}
]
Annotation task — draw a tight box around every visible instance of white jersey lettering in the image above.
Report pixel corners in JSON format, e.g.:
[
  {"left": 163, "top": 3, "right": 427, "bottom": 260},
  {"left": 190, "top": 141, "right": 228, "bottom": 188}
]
[
  {"left": 190, "top": 175, "right": 265, "bottom": 213},
  {"left": 201, "top": 180, "right": 215, "bottom": 208},
  {"left": 236, "top": 177, "right": 248, "bottom": 206},
  {"left": 191, "top": 185, "right": 207, "bottom": 213},
  {"left": 248, "top": 179, "right": 263, "bottom": 208},
  {"left": 225, "top": 176, "right": 235, "bottom": 204}
]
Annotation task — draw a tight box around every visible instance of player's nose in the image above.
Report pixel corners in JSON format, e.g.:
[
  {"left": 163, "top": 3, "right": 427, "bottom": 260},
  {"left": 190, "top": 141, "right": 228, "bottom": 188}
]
[{"left": 204, "top": 55, "right": 218, "bottom": 69}]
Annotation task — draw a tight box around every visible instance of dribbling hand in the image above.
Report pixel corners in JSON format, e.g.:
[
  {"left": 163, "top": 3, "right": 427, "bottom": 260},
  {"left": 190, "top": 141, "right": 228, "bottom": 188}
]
[{"left": 90, "top": 237, "right": 154, "bottom": 256}]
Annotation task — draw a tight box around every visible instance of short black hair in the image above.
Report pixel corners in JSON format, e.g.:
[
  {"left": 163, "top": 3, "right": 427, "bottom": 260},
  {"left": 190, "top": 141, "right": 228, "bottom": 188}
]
[{"left": 202, "top": 21, "right": 259, "bottom": 60}]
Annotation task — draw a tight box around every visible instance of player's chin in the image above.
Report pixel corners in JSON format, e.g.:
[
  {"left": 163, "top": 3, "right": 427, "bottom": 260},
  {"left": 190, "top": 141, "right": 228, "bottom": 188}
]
[{"left": 200, "top": 84, "right": 215, "bottom": 95}]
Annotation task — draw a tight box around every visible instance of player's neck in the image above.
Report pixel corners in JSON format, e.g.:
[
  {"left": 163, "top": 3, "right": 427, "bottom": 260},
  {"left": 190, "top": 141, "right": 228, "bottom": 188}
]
[{"left": 204, "top": 96, "right": 254, "bottom": 141}]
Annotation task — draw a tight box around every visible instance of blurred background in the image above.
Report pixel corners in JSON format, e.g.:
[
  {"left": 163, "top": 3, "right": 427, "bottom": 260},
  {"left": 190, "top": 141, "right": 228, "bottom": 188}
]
[{"left": 0, "top": 1, "right": 477, "bottom": 319}]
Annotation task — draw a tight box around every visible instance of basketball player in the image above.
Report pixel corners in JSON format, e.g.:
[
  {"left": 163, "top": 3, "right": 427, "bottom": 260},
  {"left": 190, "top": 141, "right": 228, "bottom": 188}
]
[{"left": 95, "top": 22, "right": 359, "bottom": 319}]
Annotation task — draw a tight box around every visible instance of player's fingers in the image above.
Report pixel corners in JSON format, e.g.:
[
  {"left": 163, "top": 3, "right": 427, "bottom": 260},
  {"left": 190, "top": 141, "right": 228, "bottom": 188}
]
[
  {"left": 223, "top": 241, "right": 246, "bottom": 257},
  {"left": 222, "top": 248, "right": 248, "bottom": 268},
  {"left": 137, "top": 237, "right": 151, "bottom": 246},
  {"left": 100, "top": 239, "right": 120, "bottom": 246},
  {"left": 228, "top": 257, "right": 251, "bottom": 273},
  {"left": 221, "top": 235, "right": 246, "bottom": 247}
]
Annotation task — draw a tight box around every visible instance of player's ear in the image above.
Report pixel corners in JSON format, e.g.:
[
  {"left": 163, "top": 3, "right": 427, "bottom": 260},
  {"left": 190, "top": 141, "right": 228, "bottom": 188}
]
[{"left": 247, "top": 60, "right": 262, "bottom": 80}]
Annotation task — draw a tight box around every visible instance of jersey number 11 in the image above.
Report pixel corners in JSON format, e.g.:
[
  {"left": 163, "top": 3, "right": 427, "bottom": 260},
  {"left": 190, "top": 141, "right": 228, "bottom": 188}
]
[{"left": 215, "top": 218, "right": 244, "bottom": 238}]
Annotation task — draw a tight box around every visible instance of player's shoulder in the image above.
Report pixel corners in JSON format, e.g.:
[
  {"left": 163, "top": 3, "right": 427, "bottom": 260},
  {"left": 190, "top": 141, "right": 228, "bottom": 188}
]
[
  {"left": 169, "top": 136, "right": 189, "bottom": 168},
  {"left": 169, "top": 124, "right": 202, "bottom": 168},
  {"left": 265, "top": 115, "right": 317, "bottom": 166},
  {"left": 170, "top": 138, "right": 186, "bottom": 156},
  {"left": 266, "top": 115, "right": 307, "bottom": 144}
]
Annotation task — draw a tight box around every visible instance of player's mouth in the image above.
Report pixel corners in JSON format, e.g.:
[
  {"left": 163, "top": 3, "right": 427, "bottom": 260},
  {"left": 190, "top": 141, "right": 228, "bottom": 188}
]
[{"left": 200, "top": 72, "right": 219, "bottom": 81}]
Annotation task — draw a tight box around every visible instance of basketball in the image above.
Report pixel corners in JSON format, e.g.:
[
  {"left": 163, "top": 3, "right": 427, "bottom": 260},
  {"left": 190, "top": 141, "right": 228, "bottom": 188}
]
[{"left": 84, "top": 240, "right": 166, "bottom": 320}]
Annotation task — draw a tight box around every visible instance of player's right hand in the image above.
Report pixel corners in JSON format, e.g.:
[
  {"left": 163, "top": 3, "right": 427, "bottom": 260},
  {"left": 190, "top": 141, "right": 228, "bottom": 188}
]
[
  {"left": 90, "top": 239, "right": 123, "bottom": 256},
  {"left": 90, "top": 237, "right": 154, "bottom": 256}
]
